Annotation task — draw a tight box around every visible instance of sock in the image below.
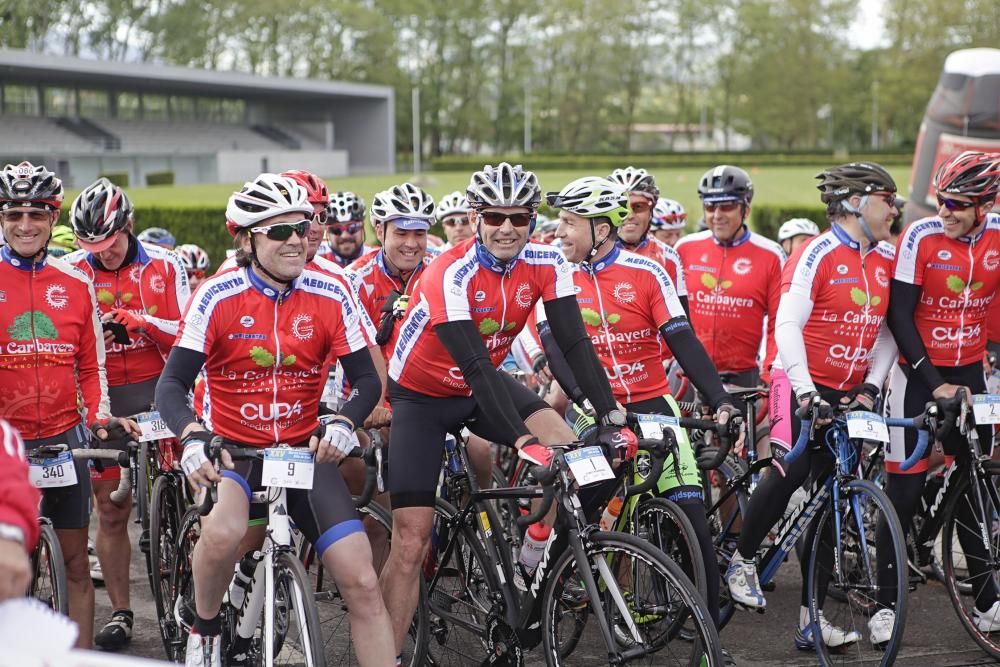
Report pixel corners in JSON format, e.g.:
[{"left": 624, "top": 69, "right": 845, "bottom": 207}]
[
  {"left": 799, "top": 606, "right": 810, "bottom": 629},
  {"left": 193, "top": 613, "right": 222, "bottom": 637}
]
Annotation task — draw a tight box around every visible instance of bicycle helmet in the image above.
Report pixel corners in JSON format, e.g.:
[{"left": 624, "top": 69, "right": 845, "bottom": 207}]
[
  {"left": 175, "top": 243, "right": 210, "bottom": 272},
  {"left": 815, "top": 162, "right": 896, "bottom": 206},
  {"left": 608, "top": 167, "right": 660, "bottom": 202},
  {"left": 370, "top": 183, "right": 435, "bottom": 230},
  {"left": 327, "top": 192, "right": 366, "bottom": 224},
  {"left": 0, "top": 161, "right": 64, "bottom": 211},
  {"left": 49, "top": 224, "right": 78, "bottom": 250},
  {"left": 136, "top": 226, "right": 176, "bottom": 248},
  {"left": 933, "top": 151, "right": 1000, "bottom": 202},
  {"left": 69, "top": 178, "right": 134, "bottom": 252},
  {"left": 697, "top": 165, "right": 753, "bottom": 204},
  {"left": 281, "top": 169, "right": 329, "bottom": 206},
  {"left": 546, "top": 177, "right": 630, "bottom": 226},
  {"left": 466, "top": 163, "right": 541, "bottom": 210},
  {"left": 777, "top": 218, "right": 821, "bottom": 242},
  {"left": 651, "top": 198, "right": 687, "bottom": 230},
  {"left": 226, "top": 173, "right": 312, "bottom": 236},
  {"left": 435, "top": 191, "right": 469, "bottom": 220}
]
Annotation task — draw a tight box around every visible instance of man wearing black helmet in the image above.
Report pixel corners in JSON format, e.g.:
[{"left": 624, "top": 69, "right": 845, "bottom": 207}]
[
  {"left": 675, "top": 165, "right": 785, "bottom": 388},
  {"left": 64, "top": 177, "right": 190, "bottom": 651}
]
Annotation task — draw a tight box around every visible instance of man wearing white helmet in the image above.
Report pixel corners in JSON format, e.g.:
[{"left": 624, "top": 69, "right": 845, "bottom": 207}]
[
  {"left": 651, "top": 198, "right": 688, "bottom": 247},
  {"left": 321, "top": 191, "right": 376, "bottom": 267},
  {"left": 777, "top": 217, "right": 820, "bottom": 256},
  {"left": 156, "top": 173, "right": 394, "bottom": 667},
  {"left": 435, "top": 190, "right": 473, "bottom": 251}
]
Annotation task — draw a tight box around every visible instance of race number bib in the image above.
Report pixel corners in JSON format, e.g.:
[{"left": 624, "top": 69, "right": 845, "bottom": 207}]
[
  {"left": 565, "top": 446, "right": 615, "bottom": 486},
  {"left": 262, "top": 448, "right": 315, "bottom": 490},
  {"left": 846, "top": 411, "right": 889, "bottom": 443},
  {"left": 136, "top": 411, "right": 175, "bottom": 442},
  {"left": 973, "top": 394, "right": 1000, "bottom": 425},
  {"left": 29, "top": 452, "right": 78, "bottom": 489},
  {"left": 635, "top": 414, "right": 685, "bottom": 444}
]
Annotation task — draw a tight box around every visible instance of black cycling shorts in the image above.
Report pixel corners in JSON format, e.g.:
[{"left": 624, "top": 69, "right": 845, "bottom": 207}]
[
  {"left": 886, "top": 361, "right": 992, "bottom": 475},
  {"left": 25, "top": 423, "right": 92, "bottom": 530},
  {"left": 108, "top": 377, "right": 157, "bottom": 418},
  {"left": 387, "top": 375, "right": 550, "bottom": 508},
  {"left": 221, "top": 448, "right": 362, "bottom": 558}
]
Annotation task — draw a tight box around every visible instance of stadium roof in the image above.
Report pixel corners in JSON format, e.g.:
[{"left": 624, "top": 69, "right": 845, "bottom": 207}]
[{"left": 0, "top": 48, "right": 392, "bottom": 102}]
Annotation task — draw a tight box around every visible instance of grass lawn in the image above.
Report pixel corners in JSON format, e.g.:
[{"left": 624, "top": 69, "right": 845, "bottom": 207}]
[{"left": 67, "top": 164, "right": 910, "bottom": 215}]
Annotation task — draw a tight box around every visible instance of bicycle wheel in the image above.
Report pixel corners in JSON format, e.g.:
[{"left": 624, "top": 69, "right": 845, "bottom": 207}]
[
  {"left": 165, "top": 507, "right": 202, "bottom": 662},
  {"left": 30, "top": 520, "right": 68, "bottom": 615},
  {"left": 150, "top": 473, "right": 184, "bottom": 656},
  {"left": 422, "top": 498, "right": 504, "bottom": 666},
  {"left": 707, "top": 456, "right": 749, "bottom": 629},
  {"left": 541, "top": 530, "right": 723, "bottom": 666},
  {"left": 807, "top": 479, "right": 906, "bottom": 666},
  {"left": 634, "top": 497, "right": 707, "bottom": 602},
  {"left": 940, "top": 471, "right": 1000, "bottom": 658},
  {"left": 307, "top": 501, "right": 426, "bottom": 667}
]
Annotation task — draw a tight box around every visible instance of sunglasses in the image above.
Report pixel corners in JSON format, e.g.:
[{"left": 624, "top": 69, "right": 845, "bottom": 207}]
[
  {"left": 936, "top": 194, "right": 978, "bottom": 211},
  {"left": 313, "top": 210, "right": 329, "bottom": 224},
  {"left": 443, "top": 216, "right": 471, "bottom": 227},
  {"left": 187, "top": 269, "right": 206, "bottom": 280},
  {"left": 326, "top": 222, "right": 362, "bottom": 236},
  {"left": 703, "top": 201, "right": 740, "bottom": 213},
  {"left": 250, "top": 220, "right": 310, "bottom": 241},
  {"left": 478, "top": 211, "right": 534, "bottom": 228},
  {"left": 629, "top": 201, "right": 651, "bottom": 214},
  {"left": 1, "top": 209, "right": 51, "bottom": 222}
]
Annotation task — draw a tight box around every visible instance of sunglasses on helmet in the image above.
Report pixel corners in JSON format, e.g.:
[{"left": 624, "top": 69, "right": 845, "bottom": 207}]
[
  {"left": 478, "top": 211, "right": 534, "bottom": 228},
  {"left": 250, "top": 220, "right": 311, "bottom": 241}
]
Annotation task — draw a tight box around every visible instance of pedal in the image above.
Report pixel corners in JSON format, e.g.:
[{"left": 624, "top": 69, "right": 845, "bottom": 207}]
[{"left": 139, "top": 530, "right": 151, "bottom": 554}]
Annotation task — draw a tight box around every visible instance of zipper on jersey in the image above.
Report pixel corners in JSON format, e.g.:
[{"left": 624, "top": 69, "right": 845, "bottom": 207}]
[
  {"left": 30, "top": 265, "right": 42, "bottom": 438},
  {"left": 956, "top": 241, "right": 975, "bottom": 366},
  {"left": 495, "top": 268, "right": 509, "bottom": 354},
  {"left": 592, "top": 270, "right": 630, "bottom": 403},
  {"left": 847, "top": 252, "right": 873, "bottom": 390},
  {"left": 271, "top": 295, "right": 282, "bottom": 444}
]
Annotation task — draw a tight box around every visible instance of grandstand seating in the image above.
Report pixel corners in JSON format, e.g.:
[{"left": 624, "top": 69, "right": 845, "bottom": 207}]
[
  {"left": 92, "top": 119, "right": 299, "bottom": 153},
  {"left": 0, "top": 116, "right": 100, "bottom": 153}
]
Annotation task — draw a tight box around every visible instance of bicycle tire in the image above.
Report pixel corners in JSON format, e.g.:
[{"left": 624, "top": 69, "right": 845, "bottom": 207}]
[
  {"left": 421, "top": 497, "right": 506, "bottom": 667},
  {"left": 541, "top": 530, "right": 724, "bottom": 666},
  {"left": 150, "top": 473, "right": 183, "bottom": 657},
  {"left": 940, "top": 471, "right": 1000, "bottom": 658},
  {"left": 806, "top": 479, "right": 906, "bottom": 666},
  {"left": 634, "top": 497, "right": 708, "bottom": 602},
  {"left": 166, "top": 507, "right": 202, "bottom": 662},
  {"left": 708, "top": 455, "right": 749, "bottom": 629},
  {"left": 137, "top": 441, "right": 156, "bottom": 595},
  {"left": 31, "top": 520, "right": 68, "bottom": 615}
]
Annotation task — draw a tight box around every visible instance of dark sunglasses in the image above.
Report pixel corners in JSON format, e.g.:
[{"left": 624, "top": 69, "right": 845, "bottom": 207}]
[
  {"left": 478, "top": 211, "right": 534, "bottom": 228},
  {"left": 250, "top": 220, "right": 310, "bottom": 241},
  {"left": 326, "top": 222, "right": 362, "bottom": 236},
  {"left": 703, "top": 201, "right": 740, "bottom": 213},
  {"left": 937, "top": 194, "right": 978, "bottom": 211},
  {"left": 629, "top": 201, "right": 651, "bottom": 214}
]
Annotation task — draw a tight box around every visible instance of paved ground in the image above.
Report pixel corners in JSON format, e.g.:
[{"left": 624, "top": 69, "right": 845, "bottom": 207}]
[{"left": 88, "top": 515, "right": 1000, "bottom": 666}]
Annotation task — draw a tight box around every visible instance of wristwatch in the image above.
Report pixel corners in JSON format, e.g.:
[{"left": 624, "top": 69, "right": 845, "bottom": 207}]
[
  {"left": 600, "top": 409, "right": 627, "bottom": 428},
  {"left": 0, "top": 523, "right": 25, "bottom": 546}
]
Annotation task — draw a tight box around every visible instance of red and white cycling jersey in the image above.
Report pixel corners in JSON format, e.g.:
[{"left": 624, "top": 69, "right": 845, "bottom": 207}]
[
  {"left": 66, "top": 241, "right": 189, "bottom": 386},
  {"left": 623, "top": 237, "right": 688, "bottom": 298},
  {"left": 0, "top": 248, "right": 110, "bottom": 438},
  {"left": 538, "top": 245, "right": 686, "bottom": 404},
  {"left": 176, "top": 265, "right": 370, "bottom": 446},
  {"left": 893, "top": 213, "right": 1000, "bottom": 366},
  {"left": 317, "top": 242, "right": 377, "bottom": 268},
  {"left": 345, "top": 249, "right": 426, "bottom": 354},
  {"left": 0, "top": 419, "right": 40, "bottom": 550},
  {"left": 674, "top": 228, "right": 784, "bottom": 375},
  {"left": 780, "top": 225, "right": 894, "bottom": 390},
  {"left": 388, "top": 237, "right": 575, "bottom": 397}
]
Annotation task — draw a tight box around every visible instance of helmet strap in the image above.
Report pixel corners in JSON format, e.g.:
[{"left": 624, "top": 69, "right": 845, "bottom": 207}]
[
  {"left": 249, "top": 234, "right": 293, "bottom": 288},
  {"left": 587, "top": 220, "right": 613, "bottom": 261}
]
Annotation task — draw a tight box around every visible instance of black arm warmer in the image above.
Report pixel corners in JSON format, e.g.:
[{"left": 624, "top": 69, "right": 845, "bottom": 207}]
[
  {"left": 536, "top": 319, "right": 587, "bottom": 405},
  {"left": 659, "top": 317, "right": 731, "bottom": 410},
  {"left": 435, "top": 320, "right": 530, "bottom": 444},
  {"left": 338, "top": 348, "right": 382, "bottom": 427},
  {"left": 543, "top": 296, "right": 616, "bottom": 417},
  {"left": 679, "top": 295, "right": 690, "bottom": 319},
  {"left": 155, "top": 347, "right": 207, "bottom": 438},
  {"left": 888, "top": 279, "right": 945, "bottom": 391}
]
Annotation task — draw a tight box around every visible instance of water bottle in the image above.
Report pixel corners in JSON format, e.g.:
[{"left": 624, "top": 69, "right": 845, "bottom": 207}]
[
  {"left": 518, "top": 522, "right": 552, "bottom": 574},
  {"left": 228, "top": 550, "right": 262, "bottom": 611},
  {"left": 599, "top": 496, "right": 624, "bottom": 532}
]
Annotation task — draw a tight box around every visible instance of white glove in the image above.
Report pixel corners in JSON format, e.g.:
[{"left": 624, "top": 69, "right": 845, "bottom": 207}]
[
  {"left": 180, "top": 432, "right": 211, "bottom": 478},
  {"left": 318, "top": 417, "right": 359, "bottom": 457}
]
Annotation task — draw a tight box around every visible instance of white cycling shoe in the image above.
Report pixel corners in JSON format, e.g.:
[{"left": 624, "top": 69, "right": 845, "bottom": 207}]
[
  {"left": 725, "top": 555, "right": 766, "bottom": 610},
  {"left": 185, "top": 631, "right": 222, "bottom": 667},
  {"left": 868, "top": 609, "right": 895, "bottom": 645},
  {"left": 974, "top": 601, "right": 1000, "bottom": 632},
  {"left": 794, "top": 612, "right": 860, "bottom": 650}
]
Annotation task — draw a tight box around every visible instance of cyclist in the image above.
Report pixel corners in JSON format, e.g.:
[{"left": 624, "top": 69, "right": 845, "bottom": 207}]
[
  {"left": 176, "top": 244, "right": 211, "bottom": 290},
  {"left": 435, "top": 190, "right": 473, "bottom": 251},
  {"left": 876, "top": 151, "right": 1000, "bottom": 639},
  {"left": 0, "top": 418, "right": 41, "bottom": 603},
  {"left": 651, "top": 197, "right": 687, "bottom": 247},
  {"left": 136, "top": 226, "right": 176, "bottom": 250},
  {"left": 65, "top": 177, "right": 191, "bottom": 651},
  {"left": 0, "top": 161, "right": 138, "bottom": 649},
  {"left": 540, "top": 176, "right": 740, "bottom": 628},
  {"left": 156, "top": 173, "right": 394, "bottom": 667},
  {"left": 378, "top": 163, "right": 633, "bottom": 661},
  {"left": 777, "top": 218, "right": 821, "bottom": 257},
  {"left": 725, "top": 162, "right": 899, "bottom": 650},
  {"left": 674, "top": 165, "right": 785, "bottom": 387},
  {"left": 47, "top": 224, "right": 78, "bottom": 258},
  {"left": 322, "top": 191, "right": 375, "bottom": 267}
]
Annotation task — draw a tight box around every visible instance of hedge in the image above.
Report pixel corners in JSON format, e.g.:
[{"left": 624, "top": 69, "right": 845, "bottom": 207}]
[
  {"left": 750, "top": 205, "right": 827, "bottom": 240},
  {"left": 99, "top": 172, "right": 129, "bottom": 187},
  {"left": 428, "top": 152, "right": 912, "bottom": 172},
  {"left": 145, "top": 171, "right": 176, "bottom": 187}
]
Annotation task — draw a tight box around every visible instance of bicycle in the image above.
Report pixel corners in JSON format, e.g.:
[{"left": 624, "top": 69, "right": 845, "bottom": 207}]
[
  {"left": 165, "top": 438, "right": 380, "bottom": 666},
  {"left": 418, "top": 434, "right": 724, "bottom": 666}
]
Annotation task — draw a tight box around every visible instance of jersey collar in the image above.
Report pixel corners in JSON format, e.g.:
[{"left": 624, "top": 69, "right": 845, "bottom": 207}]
[
  {"left": 245, "top": 265, "right": 297, "bottom": 301},
  {"left": 830, "top": 223, "right": 882, "bottom": 255},
  {"left": 712, "top": 225, "right": 751, "bottom": 248},
  {"left": 377, "top": 248, "right": 424, "bottom": 284},
  {"left": 1, "top": 244, "right": 46, "bottom": 271},
  {"left": 86, "top": 234, "right": 148, "bottom": 271},
  {"left": 618, "top": 237, "right": 648, "bottom": 253},
  {"left": 583, "top": 243, "right": 621, "bottom": 275},
  {"left": 475, "top": 240, "right": 520, "bottom": 274}
]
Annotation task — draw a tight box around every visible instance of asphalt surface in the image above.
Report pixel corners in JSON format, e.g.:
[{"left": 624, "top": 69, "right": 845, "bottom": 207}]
[{"left": 88, "top": 512, "right": 1000, "bottom": 666}]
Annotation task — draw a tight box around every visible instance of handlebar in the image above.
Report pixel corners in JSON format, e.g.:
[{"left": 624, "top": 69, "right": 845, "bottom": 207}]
[
  {"left": 623, "top": 437, "right": 670, "bottom": 497},
  {"left": 29, "top": 442, "right": 137, "bottom": 507},
  {"left": 514, "top": 465, "right": 558, "bottom": 529}
]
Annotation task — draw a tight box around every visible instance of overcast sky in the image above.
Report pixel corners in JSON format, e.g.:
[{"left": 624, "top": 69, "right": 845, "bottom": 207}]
[{"left": 848, "top": 0, "right": 888, "bottom": 49}]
